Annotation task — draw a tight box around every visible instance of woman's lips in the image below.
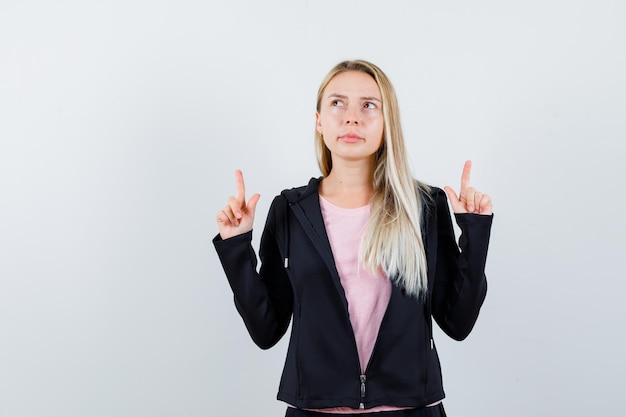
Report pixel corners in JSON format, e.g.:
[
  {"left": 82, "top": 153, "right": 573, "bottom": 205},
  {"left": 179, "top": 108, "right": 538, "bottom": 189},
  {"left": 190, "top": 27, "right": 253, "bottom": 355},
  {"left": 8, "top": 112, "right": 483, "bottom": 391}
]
[{"left": 339, "top": 133, "right": 363, "bottom": 143}]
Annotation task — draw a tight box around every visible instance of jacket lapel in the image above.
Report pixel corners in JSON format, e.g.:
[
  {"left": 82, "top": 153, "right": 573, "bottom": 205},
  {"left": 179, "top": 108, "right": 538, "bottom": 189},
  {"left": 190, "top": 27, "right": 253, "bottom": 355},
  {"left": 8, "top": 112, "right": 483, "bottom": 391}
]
[{"left": 289, "top": 186, "right": 350, "bottom": 309}]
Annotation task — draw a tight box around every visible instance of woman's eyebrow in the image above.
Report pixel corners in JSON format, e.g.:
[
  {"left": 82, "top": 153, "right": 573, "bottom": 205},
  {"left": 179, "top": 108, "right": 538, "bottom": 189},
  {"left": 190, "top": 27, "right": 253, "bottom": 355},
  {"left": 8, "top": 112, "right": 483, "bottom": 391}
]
[{"left": 327, "top": 93, "right": 381, "bottom": 102}]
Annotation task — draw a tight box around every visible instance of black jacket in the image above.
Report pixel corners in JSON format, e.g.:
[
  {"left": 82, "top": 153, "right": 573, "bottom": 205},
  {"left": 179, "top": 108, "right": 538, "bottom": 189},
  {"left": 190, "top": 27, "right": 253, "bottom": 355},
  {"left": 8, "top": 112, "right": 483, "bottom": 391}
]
[{"left": 213, "top": 177, "right": 492, "bottom": 410}]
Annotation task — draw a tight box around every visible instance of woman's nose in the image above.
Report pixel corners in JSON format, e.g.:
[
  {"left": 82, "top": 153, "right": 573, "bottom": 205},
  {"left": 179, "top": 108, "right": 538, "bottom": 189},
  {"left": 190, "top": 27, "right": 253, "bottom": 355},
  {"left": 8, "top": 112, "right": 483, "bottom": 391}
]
[{"left": 344, "top": 106, "right": 359, "bottom": 125}]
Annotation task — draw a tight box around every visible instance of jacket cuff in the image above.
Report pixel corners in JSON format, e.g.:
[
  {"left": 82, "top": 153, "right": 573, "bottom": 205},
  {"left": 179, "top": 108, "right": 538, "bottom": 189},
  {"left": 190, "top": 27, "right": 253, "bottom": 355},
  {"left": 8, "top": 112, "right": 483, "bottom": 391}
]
[
  {"left": 454, "top": 213, "right": 493, "bottom": 226},
  {"left": 212, "top": 230, "right": 253, "bottom": 250}
]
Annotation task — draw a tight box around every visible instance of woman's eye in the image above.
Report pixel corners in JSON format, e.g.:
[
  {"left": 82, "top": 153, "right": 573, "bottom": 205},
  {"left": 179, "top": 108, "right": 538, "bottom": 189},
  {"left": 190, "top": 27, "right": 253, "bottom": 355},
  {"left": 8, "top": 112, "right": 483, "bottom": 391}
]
[
  {"left": 363, "top": 102, "right": 377, "bottom": 109},
  {"left": 331, "top": 100, "right": 344, "bottom": 107}
]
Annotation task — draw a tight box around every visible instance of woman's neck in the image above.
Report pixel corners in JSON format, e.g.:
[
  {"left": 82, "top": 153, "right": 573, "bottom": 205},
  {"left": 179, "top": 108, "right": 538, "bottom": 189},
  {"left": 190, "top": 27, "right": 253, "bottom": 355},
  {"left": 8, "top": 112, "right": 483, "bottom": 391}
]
[{"left": 319, "top": 165, "right": 375, "bottom": 208}]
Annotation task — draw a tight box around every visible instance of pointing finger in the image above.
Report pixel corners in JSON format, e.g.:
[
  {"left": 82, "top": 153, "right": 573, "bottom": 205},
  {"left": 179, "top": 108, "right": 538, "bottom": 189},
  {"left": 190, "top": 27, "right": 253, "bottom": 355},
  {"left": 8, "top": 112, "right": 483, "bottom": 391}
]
[
  {"left": 235, "top": 169, "right": 246, "bottom": 206},
  {"left": 460, "top": 160, "right": 472, "bottom": 195}
]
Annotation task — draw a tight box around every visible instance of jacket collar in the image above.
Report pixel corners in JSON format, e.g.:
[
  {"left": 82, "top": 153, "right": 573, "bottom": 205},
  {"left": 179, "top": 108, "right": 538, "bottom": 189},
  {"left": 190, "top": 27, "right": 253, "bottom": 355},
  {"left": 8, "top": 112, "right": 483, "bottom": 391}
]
[
  {"left": 281, "top": 177, "right": 333, "bottom": 260},
  {"left": 280, "top": 176, "right": 323, "bottom": 204}
]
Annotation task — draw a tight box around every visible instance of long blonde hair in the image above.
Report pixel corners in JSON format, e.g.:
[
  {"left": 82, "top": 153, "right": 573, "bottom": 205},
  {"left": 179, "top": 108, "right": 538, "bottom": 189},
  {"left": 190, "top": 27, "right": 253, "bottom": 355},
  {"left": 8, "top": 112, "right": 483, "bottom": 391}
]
[{"left": 315, "top": 60, "right": 431, "bottom": 297}]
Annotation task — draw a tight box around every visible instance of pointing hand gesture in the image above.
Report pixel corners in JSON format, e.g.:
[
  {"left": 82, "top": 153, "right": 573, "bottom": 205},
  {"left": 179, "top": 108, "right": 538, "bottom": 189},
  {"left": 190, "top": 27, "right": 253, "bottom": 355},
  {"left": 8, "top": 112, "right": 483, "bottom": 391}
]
[
  {"left": 444, "top": 160, "right": 493, "bottom": 215},
  {"left": 216, "top": 170, "right": 261, "bottom": 240}
]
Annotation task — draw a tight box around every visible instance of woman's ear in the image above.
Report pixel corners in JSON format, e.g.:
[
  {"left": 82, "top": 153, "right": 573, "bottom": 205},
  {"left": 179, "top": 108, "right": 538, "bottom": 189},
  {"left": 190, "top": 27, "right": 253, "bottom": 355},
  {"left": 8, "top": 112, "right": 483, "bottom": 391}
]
[{"left": 315, "top": 112, "right": 323, "bottom": 134}]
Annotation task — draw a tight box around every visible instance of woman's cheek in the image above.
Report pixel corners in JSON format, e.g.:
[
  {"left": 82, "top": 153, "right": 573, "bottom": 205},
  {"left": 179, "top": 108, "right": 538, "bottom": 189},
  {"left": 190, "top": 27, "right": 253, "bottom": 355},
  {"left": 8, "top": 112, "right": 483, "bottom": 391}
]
[{"left": 328, "top": 106, "right": 343, "bottom": 116}]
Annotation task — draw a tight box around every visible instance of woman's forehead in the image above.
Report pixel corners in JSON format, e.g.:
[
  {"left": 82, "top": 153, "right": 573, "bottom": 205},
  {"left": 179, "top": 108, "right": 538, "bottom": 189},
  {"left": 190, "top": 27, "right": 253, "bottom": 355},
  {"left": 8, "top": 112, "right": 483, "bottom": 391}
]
[{"left": 323, "top": 71, "right": 381, "bottom": 99}]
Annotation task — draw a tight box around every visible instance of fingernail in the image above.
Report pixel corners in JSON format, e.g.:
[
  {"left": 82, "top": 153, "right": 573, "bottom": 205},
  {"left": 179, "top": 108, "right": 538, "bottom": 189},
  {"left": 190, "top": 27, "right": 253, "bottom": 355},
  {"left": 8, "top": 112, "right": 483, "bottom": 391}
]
[
  {"left": 236, "top": 211, "right": 242, "bottom": 219},
  {"left": 468, "top": 205, "right": 474, "bottom": 212}
]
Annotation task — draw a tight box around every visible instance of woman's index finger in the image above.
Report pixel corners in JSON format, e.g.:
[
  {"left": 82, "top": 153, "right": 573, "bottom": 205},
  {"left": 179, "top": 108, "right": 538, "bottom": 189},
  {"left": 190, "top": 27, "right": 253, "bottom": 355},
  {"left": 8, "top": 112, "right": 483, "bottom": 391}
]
[
  {"left": 234, "top": 169, "right": 246, "bottom": 204},
  {"left": 460, "top": 160, "right": 472, "bottom": 192}
]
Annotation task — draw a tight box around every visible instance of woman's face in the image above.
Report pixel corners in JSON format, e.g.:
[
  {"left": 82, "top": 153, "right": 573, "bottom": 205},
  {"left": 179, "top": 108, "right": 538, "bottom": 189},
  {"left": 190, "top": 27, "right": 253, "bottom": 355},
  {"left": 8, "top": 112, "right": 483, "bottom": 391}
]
[{"left": 316, "top": 70, "right": 384, "bottom": 166}]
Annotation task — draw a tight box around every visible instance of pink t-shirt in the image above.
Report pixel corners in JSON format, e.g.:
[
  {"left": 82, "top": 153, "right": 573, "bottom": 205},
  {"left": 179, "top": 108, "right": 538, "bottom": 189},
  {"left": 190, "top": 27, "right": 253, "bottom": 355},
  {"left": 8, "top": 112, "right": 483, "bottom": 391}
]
[
  {"left": 310, "top": 195, "right": 411, "bottom": 414},
  {"left": 319, "top": 196, "right": 391, "bottom": 373}
]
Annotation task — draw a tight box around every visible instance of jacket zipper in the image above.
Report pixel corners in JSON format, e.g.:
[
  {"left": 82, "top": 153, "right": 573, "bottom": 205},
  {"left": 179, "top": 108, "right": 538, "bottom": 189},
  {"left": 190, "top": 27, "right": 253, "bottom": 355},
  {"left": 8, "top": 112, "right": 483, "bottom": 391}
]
[{"left": 359, "top": 374, "right": 366, "bottom": 409}]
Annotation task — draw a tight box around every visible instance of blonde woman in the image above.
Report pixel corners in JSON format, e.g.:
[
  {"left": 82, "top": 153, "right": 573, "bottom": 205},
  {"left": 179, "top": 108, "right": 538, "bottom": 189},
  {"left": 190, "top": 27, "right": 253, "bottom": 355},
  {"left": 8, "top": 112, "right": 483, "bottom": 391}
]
[{"left": 214, "top": 60, "right": 493, "bottom": 417}]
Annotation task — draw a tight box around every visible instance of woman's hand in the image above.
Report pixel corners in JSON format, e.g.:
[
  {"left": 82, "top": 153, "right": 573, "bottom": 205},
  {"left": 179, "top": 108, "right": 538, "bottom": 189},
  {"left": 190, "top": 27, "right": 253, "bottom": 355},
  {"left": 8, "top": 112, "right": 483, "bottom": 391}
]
[
  {"left": 444, "top": 160, "right": 493, "bottom": 215},
  {"left": 216, "top": 170, "right": 261, "bottom": 239}
]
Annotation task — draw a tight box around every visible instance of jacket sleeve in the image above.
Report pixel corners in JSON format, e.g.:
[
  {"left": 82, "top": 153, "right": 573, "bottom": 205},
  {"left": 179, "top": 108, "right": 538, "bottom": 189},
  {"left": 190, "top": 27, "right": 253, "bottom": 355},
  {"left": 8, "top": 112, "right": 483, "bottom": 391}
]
[
  {"left": 430, "top": 188, "right": 493, "bottom": 341},
  {"left": 212, "top": 197, "right": 293, "bottom": 349}
]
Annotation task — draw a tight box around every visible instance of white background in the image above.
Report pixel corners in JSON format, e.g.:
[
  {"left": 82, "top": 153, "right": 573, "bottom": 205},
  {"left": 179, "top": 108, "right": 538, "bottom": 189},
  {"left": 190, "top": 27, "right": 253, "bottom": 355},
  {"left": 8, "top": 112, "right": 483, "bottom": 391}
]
[{"left": 1, "top": 1, "right": 624, "bottom": 416}]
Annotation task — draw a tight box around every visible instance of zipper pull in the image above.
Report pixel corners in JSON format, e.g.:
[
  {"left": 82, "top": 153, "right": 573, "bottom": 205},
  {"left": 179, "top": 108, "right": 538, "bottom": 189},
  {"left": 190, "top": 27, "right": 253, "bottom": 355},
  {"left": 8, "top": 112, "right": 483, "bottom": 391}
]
[
  {"left": 359, "top": 374, "right": 366, "bottom": 409},
  {"left": 284, "top": 257, "right": 289, "bottom": 268},
  {"left": 430, "top": 338, "right": 434, "bottom": 350}
]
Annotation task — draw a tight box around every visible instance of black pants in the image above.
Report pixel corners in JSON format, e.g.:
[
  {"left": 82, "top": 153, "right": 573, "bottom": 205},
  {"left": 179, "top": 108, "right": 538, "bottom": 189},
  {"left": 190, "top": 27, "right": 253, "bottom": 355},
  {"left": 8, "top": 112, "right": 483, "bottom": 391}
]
[{"left": 285, "top": 403, "right": 447, "bottom": 417}]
